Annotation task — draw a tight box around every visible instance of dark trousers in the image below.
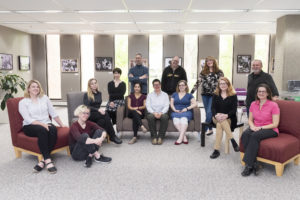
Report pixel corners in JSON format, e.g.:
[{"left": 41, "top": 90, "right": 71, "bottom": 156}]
[
  {"left": 107, "top": 110, "right": 117, "bottom": 125},
  {"left": 146, "top": 113, "right": 169, "bottom": 139},
  {"left": 241, "top": 128, "right": 277, "bottom": 166},
  {"left": 128, "top": 110, "right": 144, "bottom": 137},
  {"left": 23, "top": 124, "right": 57, "bottom": 160},
  {"left": 71, "top": 130, "right": 103, "bottom": 161},
  {"left": 89, "top": 111, "right": 116, "bottom": 138}
]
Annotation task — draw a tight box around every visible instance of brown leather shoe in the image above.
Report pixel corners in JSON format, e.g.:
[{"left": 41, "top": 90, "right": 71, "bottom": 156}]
[
  {"left": 157, "top": 138, "right": 163, "bottom": 145},
  {"left": 152, "top": 138, "right": 157, "bottom": 145}
]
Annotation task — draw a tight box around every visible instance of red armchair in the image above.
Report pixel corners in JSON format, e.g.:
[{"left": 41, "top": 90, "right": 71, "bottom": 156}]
[
  {"left": 7, "top": 97, "right": 70, "bottom": 161},
  {"left": 240, "top": 100, "right": 300, "bottom": 176}
]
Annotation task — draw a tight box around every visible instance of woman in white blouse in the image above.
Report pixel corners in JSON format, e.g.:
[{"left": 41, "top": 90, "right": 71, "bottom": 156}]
[{"left": 18, "top": 80, "right": 64, "bottom": 174}]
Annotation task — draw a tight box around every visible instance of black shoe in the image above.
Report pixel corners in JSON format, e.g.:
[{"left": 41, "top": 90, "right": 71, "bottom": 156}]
[
  {"left": 84, "top": 156, "right": 93, "bottom": 168},
  {"left": 253, "top": 162, "right": 261, "bottom": 176},
  {"left": 210, "top": 150, "right": 220, "bottom": 159},
  {"left": 241, "top": 166, "right": 253, "bottom": 176},
  {"left": 230, "top": 138, "right": 240, "bottom": 152},
  {"left": 94, "top": 154, "right": 112, "bottom": 163},
  {"left": 110, "top": 136, "right": 122, "bottom": 144}
]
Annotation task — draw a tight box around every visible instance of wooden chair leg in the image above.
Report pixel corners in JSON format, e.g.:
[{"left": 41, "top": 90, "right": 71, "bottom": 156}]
[
  {"left": 294, "top": 155, "right": 300, "bottom": 165},
  {"left": 14, "top": 147, "right": 22, "bottom": 158},
  {"left": 225, "top": 136, "right": 230, "bottom": 154},
  {"left": 239, "top": 126, "right": 244, "bottom": 138},
  {"left": 240, "top": 153, "right": 245, "bottom": 166},
  {"left": 275, "top": 163, "right": 284, "bottom": 176},
  {"left": 66, "top": 147, "right": 71, "bottom": 156},
  {"left": 106, "top": 135, "right": 110, "bottom": 143},
  {"left": 37, "top": 154, "right": 43, "bottom": 162}
]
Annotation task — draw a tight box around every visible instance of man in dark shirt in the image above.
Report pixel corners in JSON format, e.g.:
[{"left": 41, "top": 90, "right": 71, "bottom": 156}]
[
  {"left": 128, "top": 53, "right": 148, "bottom": 94},
  {"left": 246, "top": 59, "right": 279, "bottom": 114},
  {"left": 161, "top": 56, "right": 187, "bottom": 95}
]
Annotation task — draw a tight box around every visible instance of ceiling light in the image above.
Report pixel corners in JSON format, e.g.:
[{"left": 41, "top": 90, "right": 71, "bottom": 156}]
[
  {"left": 0, "top": 21, "right": 40, "bottom": 24},
  {"left": 187, "top": 21, "right": 230, "bottom": 24},
  {"left": 191, "top": 9, "right": 247, "bottom": 13},
  {"left": 78, "top": 10, "right": 127, "bottom": 13},
  {"left": 136, "top": 22, "right": 176, "bottom": 24},
  {"left": 250, "top": 9, "right": 300, "bottom": 12},
  {"left": 130, "top": 10, "right": 183, "bottom": 13},
  {"left": 91, "top": 22, "right": 133, "bottom": 24},
  {"left": 15, "top": 10, "right": 63, "bottom": 13},
  {"left": 45, "top": 22, "right": 85, "bottom": 24},
  {"left": 0, "top": 11, "right": 11, "bottom": 13}
]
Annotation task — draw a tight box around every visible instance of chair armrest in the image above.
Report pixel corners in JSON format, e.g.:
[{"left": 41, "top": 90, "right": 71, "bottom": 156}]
[
  {"left": 116, "top": 106, "right": 125, "bottom": 132},
  {"left": 193, "top": 107, "right": 201, "bottom": 132}
]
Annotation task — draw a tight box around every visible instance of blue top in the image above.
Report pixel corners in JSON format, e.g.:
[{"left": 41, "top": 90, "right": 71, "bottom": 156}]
[
  {"left": 128, "top": 65, "right": 148, "bottom": 94},
  {"left": 171, "top": 93, "right": 194, "bottom": 121}
]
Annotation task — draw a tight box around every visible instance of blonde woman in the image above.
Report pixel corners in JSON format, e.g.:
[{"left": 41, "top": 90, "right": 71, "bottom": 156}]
[
  {"left": 83, "top": 78, "right": 122, "bottom": 144},
  {"left": 69, "top": 105, "right": 111, "bottom": 168},
  {"left": 19, "top": 80, "right": 64, "bottom": 174},
  {"left": 210, "top": 77, "right": 239, "bottom": 159},
  {"left": 170, "top": 80, "right": 197, "bottom": 145},
  {"left": 191, "top": 56, "right": 224, "bottom": 135}
]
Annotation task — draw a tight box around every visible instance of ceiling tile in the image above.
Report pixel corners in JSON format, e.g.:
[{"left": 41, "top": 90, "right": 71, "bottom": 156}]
[{"left": 125, "top": 0, "right": 190, "bottom": 9}]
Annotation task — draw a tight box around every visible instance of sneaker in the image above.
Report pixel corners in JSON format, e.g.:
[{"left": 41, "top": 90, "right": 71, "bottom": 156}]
[
  {"left": 84, "top": 156, "right": 93, "bottom": 168},
  {"left": 94, "top": 154, "right": 112, "bottom": 163}
]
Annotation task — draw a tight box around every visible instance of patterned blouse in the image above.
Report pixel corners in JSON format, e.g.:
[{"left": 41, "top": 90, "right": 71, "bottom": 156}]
[{"left": 191, "top": 70, "right": 224, "bottom": 96}]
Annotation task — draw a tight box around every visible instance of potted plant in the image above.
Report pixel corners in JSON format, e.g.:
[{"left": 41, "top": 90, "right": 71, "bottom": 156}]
[{"left": 0, "top": 71, "right": 26, "bottom": 110}]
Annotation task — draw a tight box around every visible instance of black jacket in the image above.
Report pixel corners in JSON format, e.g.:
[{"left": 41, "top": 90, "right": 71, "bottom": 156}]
[
  {"left": 83, "top": 91, "right": 102, "bottom": 112},
  {"left": 161, "top": 66, "right": 187, "bottom": 95}
]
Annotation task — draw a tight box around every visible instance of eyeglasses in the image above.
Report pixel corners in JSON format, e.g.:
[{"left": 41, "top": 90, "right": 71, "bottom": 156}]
[
  {"left": 257, "top": 91, "right": 267, "bottom": 93},
  {"left": 82, "top": 112, "right": 90, "bottom": 115},
  {"left": 219, "top": 83, "right": 227, "bottom": 85},
  {"left": 179, "top": 84, "right": 186, "bottom": 87}
]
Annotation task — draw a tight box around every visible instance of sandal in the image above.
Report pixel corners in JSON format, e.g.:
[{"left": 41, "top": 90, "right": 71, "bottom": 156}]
[
  {"left": 46, "top": 162, "right": 57, "bottom": 174},
  {"left": 33, "top": 161, "right": 45, "bottom": 173}
]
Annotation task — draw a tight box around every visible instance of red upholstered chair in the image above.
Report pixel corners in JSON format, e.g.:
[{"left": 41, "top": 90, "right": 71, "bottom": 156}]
[
  {"left": 7, "top": 97, "right": 70, "bottom": 161},
  {"left": 240, "top": 100, "right": 300, "bottom": 176}
]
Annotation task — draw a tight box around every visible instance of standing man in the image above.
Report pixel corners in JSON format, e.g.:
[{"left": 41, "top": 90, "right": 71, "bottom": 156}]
[
  {"left": 161, "top": 56, "right": 187, "bottom": 95},
  {"left": 146, "top": 79, "right": 170, "bottom": 145},
  {"left": 246, "top": 59, "right": 279, "bottom": 115},
  {"left": 128, "top": 53, "right": 148, "bottom": 95}
]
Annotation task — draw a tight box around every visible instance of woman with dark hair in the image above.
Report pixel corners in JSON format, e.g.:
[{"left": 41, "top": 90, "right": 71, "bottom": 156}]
[
  {"left": 210, "top": 77, "right": 239, "bottom": 159},
  {"left": 84, "top": 78, "right": 122, "bottom": 144},
  {"left": 241, "top": 84, "right": 280, "bottom": 176},
  {"left": 106, "top": 68, "right": 126, "bottom": 125},
  {"left": 19, "top": 80, "right": 65, "bottom": 173},
  {"left": 191, "top": 56, "right": 224, "bottom": 135},
  {"left": 127, "top": 82, "right": 147, "bottom": 144}
]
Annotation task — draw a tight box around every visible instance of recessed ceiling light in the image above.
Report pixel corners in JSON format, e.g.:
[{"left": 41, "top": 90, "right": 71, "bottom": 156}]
[
  {"left": 130, "top": 10, "right": 183, "bottom": 13},
  {"left": 187, "top": 21, "right": 229, "bottom": 24},
  {"left": 191, "top": 9, "right": 247, "bottom": 13},
  {"left": 78, "top": 10, "right": 127, "bottom": 13},
  {"left": 91, "top": 22, "right": 133, "bottom": 24},
  {"left": 250, "top": 9, "right": 300, "bottom": 12},
  {"left": 15, "top": 10, "right": 63, "bottom": 13},
  {"left": 45, "top": 22, "right": 85, "bottom": 24},
  {"left": 136, "top": 22, "right": 176, "bottom": 24},
  {"left": 0, "top": 11, "right": 11, "bottom": 13},
  {"left": 0, "top": 21, "right": 40, "bottom": 24}
]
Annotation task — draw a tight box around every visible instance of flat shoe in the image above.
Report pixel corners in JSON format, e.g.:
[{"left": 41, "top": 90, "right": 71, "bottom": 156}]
[
  {"left": 174, "top": 141, "right": 182, "bottom": 145},
  {"left": 33, "top": 161, "right": 45, "bottom": 173},
  {"left": 46, "top": 162, "right": 57, "bottom": 174}
]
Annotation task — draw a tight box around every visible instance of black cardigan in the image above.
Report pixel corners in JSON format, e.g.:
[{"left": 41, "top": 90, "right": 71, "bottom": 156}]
[
  {"left": 211, "top": 94, "right": 237, "bottom": 131},
  {"left": 83, "top": 91, "right": 102, "bottom": 112},
  {"left": 107, "top": 81, "right": 126, "bottom": 101}
]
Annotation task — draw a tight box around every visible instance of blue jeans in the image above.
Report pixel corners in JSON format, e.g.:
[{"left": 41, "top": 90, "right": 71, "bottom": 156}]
[{"left": 202, "top": 95, "right": 213, "bottom": 131}]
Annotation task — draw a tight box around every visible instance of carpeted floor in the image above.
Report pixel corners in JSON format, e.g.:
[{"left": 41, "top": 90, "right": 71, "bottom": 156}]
[{"left": 0, "top": 107, "right": 299, "bottom": 200}]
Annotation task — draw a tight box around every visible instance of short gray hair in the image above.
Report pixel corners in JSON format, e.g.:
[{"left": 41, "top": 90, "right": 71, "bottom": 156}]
[
  {"left": 74, "top": 105, "right": 90, "bottom": 116},
  {"left": 251, "top": 59, "right": 263, "bottom": 67}
]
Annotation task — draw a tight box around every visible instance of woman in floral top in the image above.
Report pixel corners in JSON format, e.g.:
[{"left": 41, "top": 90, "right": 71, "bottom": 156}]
[{"left": 191, "top": 56, "right": 224, "bottom": 135}]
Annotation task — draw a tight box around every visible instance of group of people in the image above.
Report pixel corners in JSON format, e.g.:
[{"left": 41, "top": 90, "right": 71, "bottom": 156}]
[{"left": 18, "top": 53, "right": 280, "bottom": 177}]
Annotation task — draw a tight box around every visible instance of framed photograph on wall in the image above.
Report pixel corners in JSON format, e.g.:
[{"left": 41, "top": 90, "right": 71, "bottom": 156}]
[
  {"left": 200, "top": 59, "right": 206, "bottom": 70},
  {"left": 0, "top": 53, "right": 13, "bottom": 70},
  {"left": 130, "top": 58, "right": 148, "bottom": 68},
  {"left": 237, "top": 55, "right": 251, "bottom": 73},
  {"left": 18, "top": 56, "right": 30, "bottom": 71},
  {"left": 61, "top": 59, "right": 78, "bottom": 72},
  {"left": 95, "top": 57, "right": 113, "bottom": 71},
  {"left": 164, "top": 57, "right": 182, "bottom": 68}
]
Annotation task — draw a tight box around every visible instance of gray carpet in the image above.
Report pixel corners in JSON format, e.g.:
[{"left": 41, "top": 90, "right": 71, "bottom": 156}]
[{"left": 0, "top": 107, "right": 299, "bottom": 200}]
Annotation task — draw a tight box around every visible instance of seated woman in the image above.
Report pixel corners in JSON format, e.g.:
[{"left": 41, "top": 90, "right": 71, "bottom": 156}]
[
  {"left": 18, "top": 80, "right": 64, "bottom": 174},
  {"left": 210, "top": 77, "right": 239, "bottom": 159},
  {"left": 241, "top": 84, "right": 280, "bottom": 176},
  {"left": 84, "top": 78, "right": 122, "bottom": 144},
  {"left": 106, "top": 68, "right": 126, "bottom": 125},
  {"left": 170, "top": 80, "right": 197, "bottom": 145},
  {"left": 127, "top": 82, "right": 147, "bottom": 144},
  {"left": 69, "top": 105, "right": 111, "bottom": 168}
]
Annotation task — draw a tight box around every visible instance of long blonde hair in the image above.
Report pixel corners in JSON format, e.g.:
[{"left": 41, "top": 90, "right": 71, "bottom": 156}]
[
  {"left": 24, "top": 80, "right": 44, "bottom": 98},
  {"left": 201, "top": 56, "right": 221, "bottom": 75},
  {"left": 214, "top": 77, "right": 236, "bottom": 96},
  {"left": 87, "top": 78, "right": 98, "bottom": 101}
]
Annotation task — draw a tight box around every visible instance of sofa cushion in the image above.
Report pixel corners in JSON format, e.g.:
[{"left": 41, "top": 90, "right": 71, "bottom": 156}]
[{"left": 240, "top": 133, "right": 299, "bottom": 163}]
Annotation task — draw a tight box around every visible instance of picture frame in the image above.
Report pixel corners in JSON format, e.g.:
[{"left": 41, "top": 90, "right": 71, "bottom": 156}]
[
  {"left": 0, "top": 53, "right": 13, "bottom": 70},
  {"left": 237, "top": 55, "right": 251, "bottom": 73},
  {"left": 61, "top": 59, "right": 78, "bottom": 73},
  {"left": 130, "top": 58, "right": 148, "bottom": 68},
  {"left": 164, "top": 57, "right": 182, "bottom": 68},
  {"left": 18, "top": 56, "right": 30, "bottom": 71},
  {"left": 95, "top": 57, "right": 113, "bottom": 71}
]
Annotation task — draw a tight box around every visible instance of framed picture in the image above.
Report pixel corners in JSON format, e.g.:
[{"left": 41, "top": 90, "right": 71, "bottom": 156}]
[
  {"left": 95, "top": 57, "right": 113, "bottom": 71},
  {"left": 0, "top": 53, "right": 13, "bottom": 70},
  {"left": 18, "top": 56, "right": 30, "bottom": 71},
  {"left": 164, "top": 57, "right": 182, "bottom": 68},
  {"left": 61, "top": 59, "right": 78, "bottom": 72},
  {"left": 237, "top": 55, "right": 251, "bottom": 73},
  {"left": 130, "top": 58, "right": 148, "bottom": 68},
  {"left": 200, "top": 59, "right": 206, "bottom": 69}
]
